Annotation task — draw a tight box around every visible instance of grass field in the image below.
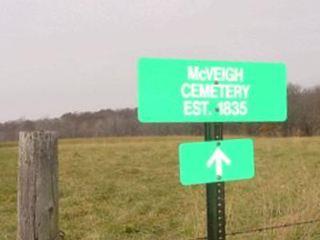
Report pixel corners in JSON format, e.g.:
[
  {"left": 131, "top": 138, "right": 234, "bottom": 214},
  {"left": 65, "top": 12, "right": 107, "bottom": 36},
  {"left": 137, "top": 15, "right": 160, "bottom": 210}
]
[{"left": 1, "top": 136, "right": 320, "bottom": 240}]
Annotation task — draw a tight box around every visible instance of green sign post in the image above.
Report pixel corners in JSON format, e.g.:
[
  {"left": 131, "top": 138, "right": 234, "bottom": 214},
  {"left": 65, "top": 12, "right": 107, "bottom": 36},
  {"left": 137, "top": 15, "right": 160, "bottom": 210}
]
[
  {"left": 179, "top": 139, "right": 254, "bottom": 185},
  {"left": 137, "top": 57, "right": 287, "bottom": 240},
  {"left": 138, "top": 58, "right": 287, "bottom": 123}
]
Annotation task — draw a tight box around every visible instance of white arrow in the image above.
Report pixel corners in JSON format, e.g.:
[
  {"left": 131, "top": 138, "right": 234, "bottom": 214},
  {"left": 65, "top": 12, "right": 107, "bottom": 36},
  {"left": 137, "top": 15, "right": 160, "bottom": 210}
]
[{"left": 206, "top": 147, "right": 231, "bottom": 178}]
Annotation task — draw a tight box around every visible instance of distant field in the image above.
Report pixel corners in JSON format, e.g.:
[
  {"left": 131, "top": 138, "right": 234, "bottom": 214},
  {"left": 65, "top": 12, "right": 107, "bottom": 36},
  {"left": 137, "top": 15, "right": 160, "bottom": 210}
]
[{"left": 1, "top": 136, "right": 320, "bottom": 240}]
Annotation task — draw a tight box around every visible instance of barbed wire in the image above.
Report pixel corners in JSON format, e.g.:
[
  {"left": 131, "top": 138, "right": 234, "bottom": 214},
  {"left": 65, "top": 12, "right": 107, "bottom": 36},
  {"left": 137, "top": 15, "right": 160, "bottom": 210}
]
[
  {"left": 54, "top": 230, "right": 65, "bottom": 240},
  {"left": 192, "top": 218, "right": 320, "bottom": 239},
  {"left": 227, "top": 218, "right": 320, "bottom": 236}
]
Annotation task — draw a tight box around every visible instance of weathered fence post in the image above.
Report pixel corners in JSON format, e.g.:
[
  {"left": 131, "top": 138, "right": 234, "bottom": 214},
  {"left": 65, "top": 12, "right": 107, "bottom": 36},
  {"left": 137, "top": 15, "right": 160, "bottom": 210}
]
[{"left": 18, "top": 131, "right": 59, "bottom": 240}]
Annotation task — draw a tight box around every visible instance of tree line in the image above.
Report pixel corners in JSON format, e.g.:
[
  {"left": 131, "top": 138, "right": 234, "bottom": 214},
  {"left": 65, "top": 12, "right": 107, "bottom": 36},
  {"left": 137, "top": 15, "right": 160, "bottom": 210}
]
[{"left": 0, "top": 83, "right": 319, "bottom": 141}]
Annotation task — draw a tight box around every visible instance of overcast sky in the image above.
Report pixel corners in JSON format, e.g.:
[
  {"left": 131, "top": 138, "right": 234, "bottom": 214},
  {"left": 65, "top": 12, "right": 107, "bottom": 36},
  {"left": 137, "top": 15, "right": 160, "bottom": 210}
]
[{"left": 1, "top": 0, "right": 320, "bottom": 122}]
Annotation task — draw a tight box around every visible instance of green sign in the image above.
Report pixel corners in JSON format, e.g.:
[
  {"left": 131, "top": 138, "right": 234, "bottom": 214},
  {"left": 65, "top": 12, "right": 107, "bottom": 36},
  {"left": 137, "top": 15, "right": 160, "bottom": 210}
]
[
  {"left": 138, "top": 58, "right": 287, "bottom": 123},
  {"left": 179, "top": 139, "right": 254, "bottom": 185}
]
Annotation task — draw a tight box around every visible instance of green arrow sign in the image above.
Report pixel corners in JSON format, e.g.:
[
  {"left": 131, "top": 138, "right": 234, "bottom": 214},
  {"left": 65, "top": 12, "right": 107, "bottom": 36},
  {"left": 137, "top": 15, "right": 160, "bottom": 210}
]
[
  {"left": 179, "top": 139, "right": 255, "bottom": 185},
  {"left": 138, "top": 58, "right": 287, "bottom": 123}
]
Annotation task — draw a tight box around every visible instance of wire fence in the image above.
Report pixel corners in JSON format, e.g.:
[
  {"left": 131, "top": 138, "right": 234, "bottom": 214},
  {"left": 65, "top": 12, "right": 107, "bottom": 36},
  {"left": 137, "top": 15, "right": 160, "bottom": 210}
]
[{"left": 193, "top": 217, "right": 320, "bottom": 239}]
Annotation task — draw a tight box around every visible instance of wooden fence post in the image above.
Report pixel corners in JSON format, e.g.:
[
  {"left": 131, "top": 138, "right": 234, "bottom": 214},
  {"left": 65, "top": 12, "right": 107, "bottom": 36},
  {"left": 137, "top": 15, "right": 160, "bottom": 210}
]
[{"left": 18, "top": 131, "right": 59, "bottom": 240}]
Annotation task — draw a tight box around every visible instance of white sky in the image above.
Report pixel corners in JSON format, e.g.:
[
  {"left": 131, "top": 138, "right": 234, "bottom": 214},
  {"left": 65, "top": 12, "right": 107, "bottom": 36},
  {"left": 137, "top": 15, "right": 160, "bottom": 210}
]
[{"left": 1, "top": 0, "right": 320, "bottom": 122}]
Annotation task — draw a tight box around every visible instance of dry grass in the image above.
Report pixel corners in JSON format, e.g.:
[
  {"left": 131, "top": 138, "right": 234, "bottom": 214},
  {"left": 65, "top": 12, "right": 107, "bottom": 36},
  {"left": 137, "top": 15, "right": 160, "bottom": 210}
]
[{"left": 0, "top": 136, "right": 320, "bottom": 239}]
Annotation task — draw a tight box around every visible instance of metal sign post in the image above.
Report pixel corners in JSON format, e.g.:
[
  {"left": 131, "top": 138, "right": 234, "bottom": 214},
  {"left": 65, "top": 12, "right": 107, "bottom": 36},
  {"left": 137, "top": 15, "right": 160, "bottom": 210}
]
[
  {"left": 137, "top": 58, "right": 287, "bottom": 240},
  {"left": 205, "top": 123, "right": 225, "bottom": 240}
]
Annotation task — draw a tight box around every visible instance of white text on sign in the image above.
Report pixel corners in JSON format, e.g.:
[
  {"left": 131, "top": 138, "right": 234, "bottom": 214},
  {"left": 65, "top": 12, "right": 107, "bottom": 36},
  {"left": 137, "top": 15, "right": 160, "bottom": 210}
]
[{"left": 181, "top": 66, "right": 250, "bottom": 117}]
